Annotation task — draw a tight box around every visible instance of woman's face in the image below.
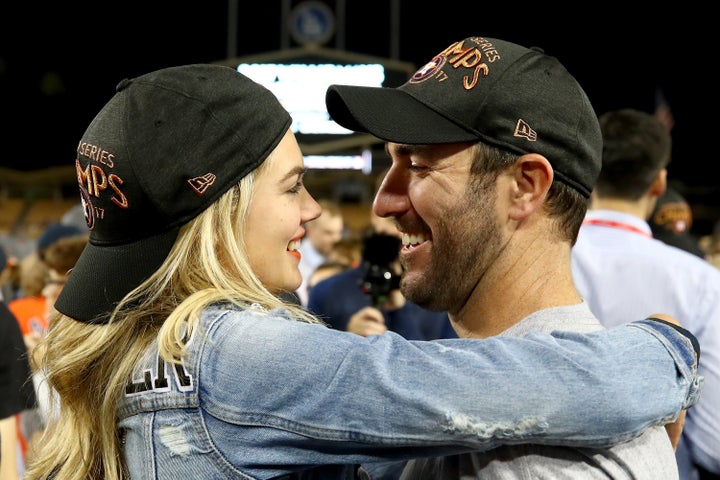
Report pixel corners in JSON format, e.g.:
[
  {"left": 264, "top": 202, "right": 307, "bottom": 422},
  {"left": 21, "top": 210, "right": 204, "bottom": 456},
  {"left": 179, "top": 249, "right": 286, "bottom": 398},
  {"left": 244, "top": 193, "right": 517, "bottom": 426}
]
[{"left": 245, "top": 129, "right": 322, "bottom": 293}]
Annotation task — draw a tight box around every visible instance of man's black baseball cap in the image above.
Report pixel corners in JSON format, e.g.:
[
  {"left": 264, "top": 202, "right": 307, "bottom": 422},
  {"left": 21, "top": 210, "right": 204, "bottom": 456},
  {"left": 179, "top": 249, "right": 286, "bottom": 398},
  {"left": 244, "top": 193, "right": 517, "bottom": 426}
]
[{"left": 326, "top": 36, "right": 602, "bottom": 197}]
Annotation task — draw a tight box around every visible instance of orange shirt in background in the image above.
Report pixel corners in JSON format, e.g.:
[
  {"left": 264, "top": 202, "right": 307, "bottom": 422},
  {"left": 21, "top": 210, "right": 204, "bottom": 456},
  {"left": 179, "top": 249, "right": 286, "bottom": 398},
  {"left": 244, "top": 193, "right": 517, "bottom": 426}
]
[{"left": 8, "top": 295, "right": 48, "bottom": 337}]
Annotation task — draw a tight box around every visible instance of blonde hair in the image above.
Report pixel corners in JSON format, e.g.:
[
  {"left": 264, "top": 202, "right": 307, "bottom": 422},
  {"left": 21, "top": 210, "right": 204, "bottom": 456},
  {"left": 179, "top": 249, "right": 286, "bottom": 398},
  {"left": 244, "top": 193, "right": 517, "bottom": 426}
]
[{"left": 25, "top": 158, "right": 321, "bottom": 480}]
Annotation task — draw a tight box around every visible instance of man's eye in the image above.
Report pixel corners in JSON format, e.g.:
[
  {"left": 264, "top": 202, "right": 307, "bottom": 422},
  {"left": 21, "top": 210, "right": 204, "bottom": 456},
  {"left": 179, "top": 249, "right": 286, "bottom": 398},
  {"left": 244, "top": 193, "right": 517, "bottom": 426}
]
[{"left": 409, "top": 162, "right": 427, "bottom": 171}]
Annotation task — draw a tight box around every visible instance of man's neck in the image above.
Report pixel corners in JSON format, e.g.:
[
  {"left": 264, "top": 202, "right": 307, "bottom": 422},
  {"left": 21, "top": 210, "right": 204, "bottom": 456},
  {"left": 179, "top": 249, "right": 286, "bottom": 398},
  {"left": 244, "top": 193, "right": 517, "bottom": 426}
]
[
  {"left": 450, "top": 236, "right": 581, "bottom": 338},
  {"left": 589, "top": 196, "right": 655, "bottom": 221}
]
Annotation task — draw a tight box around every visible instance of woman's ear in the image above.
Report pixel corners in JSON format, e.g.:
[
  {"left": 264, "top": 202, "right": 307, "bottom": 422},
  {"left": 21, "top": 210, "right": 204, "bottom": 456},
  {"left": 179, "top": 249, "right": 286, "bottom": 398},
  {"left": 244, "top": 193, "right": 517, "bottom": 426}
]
[{"left": 507, "top": 153, "right": 553, "bottom": 221}]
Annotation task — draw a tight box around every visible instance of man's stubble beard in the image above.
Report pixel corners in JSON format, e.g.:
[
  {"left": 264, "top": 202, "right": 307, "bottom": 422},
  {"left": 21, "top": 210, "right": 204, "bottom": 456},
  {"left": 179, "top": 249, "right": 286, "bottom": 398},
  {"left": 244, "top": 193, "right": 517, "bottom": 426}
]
[{"left": 401, "top": 183, "right": 500, "bottom": 314}]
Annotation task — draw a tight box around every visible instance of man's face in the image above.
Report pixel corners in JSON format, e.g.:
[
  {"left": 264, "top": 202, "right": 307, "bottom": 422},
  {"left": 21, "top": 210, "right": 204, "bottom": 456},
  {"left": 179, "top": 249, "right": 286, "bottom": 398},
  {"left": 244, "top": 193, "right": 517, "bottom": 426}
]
[{"left": 373, "top": 142, "right": 501, "bottom": 314}]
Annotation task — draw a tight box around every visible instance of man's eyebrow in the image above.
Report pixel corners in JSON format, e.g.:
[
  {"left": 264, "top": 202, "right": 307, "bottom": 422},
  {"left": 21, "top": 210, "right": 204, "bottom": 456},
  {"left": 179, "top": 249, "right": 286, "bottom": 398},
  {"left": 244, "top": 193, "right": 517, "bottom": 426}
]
[{"left": 386, "top": 143, "right": 427, "bottom": 156}]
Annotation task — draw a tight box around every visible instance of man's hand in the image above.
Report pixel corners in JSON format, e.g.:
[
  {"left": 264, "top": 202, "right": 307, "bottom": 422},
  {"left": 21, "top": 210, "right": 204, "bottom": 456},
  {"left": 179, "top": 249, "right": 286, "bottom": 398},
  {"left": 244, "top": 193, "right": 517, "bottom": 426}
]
[{"left": 347, "top": 306, "right": 388, "bottom": 337}]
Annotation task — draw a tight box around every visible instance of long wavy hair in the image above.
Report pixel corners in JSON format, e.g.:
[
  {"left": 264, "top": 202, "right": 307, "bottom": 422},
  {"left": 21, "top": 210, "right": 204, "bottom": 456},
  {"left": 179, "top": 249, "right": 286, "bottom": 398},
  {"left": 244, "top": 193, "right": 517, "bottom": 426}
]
[{"left": 25, "top": 156, "right": 321, "bottom": 480}]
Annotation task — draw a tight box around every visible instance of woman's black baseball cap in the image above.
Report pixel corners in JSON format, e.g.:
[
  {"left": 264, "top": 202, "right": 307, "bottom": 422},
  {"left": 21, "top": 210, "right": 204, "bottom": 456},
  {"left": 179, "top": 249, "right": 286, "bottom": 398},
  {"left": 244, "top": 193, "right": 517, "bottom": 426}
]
[{"left": 54, "top": 64, "right": 291, "bottom": 324}]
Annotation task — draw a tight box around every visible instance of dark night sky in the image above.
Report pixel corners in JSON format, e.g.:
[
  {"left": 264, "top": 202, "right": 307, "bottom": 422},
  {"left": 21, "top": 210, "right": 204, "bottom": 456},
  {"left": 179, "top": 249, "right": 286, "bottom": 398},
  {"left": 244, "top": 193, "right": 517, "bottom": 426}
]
[{"left": 0, "top": 1, "right": 714, "bottom": 228}]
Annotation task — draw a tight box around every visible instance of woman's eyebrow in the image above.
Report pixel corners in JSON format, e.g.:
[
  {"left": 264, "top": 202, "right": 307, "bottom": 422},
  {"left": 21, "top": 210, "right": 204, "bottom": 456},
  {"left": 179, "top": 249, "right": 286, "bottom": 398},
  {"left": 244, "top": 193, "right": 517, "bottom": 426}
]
[{"left": 282, "top": 166, "right": 308, "bottom": 182}]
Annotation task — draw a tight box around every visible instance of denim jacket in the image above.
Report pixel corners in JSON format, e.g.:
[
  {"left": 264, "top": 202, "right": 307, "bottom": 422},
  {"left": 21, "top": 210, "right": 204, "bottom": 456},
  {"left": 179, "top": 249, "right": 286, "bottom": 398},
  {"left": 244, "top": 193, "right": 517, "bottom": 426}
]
[{"left": 118, "top": 303, "right": 701, "bottom": 480}]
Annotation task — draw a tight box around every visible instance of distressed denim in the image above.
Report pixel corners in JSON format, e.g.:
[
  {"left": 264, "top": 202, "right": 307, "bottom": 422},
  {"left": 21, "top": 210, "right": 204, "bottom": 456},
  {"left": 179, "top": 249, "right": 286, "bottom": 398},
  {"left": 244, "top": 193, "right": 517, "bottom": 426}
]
[{"left": 118, "top": 304, "right": 701, "bottom": 480}]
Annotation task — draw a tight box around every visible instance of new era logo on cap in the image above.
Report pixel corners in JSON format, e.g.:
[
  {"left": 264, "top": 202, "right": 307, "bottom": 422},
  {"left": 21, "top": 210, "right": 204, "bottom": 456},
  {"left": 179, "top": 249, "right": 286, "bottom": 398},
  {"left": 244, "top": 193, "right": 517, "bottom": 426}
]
[
  {"left": 514, "top": 119, "right": 537, "bottom": 142},
  {"left": 188, "top": 173, "right": 217, "bottom": 196}
]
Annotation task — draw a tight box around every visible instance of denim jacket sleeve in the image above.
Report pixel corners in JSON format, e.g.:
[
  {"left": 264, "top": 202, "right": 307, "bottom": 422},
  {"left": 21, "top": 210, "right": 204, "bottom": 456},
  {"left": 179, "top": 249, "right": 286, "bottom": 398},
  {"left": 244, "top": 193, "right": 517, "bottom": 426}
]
[
  {"left": 182, "top": 306, "right": 701, "bottom": 470},
  {"left": 197, "top": 304, "right": 700, "bottom": 450}
]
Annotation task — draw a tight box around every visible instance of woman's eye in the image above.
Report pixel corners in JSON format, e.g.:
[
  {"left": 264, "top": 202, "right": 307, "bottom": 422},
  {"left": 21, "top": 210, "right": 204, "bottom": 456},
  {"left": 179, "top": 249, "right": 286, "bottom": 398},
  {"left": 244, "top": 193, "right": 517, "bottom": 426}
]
[{"left": 289, "top": 181, "right": 303, "bottom": 194}]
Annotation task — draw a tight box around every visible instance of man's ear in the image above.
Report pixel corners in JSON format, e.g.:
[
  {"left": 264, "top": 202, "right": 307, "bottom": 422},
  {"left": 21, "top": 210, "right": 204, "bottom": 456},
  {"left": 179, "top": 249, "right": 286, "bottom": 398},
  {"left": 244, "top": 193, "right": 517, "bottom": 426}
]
[{"left": 507, "top": 153, "right": 553, "bottom": 221}]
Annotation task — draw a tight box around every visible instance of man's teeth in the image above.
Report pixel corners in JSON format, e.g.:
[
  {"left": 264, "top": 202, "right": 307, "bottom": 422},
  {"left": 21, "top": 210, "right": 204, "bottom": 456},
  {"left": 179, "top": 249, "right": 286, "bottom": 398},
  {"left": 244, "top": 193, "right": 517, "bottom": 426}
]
[
  {"left": 402, "top": 233, "right": 427, "bottom": 247},
  {"left": 288, "top": 240, "right": 301, "bottom": 251}
]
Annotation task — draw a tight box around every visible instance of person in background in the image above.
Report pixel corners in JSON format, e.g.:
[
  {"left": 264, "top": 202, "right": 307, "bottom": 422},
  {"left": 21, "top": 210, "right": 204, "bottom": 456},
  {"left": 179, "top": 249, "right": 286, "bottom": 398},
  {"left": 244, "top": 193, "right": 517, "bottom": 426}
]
[
  {"left": 305, "top": 236, "right": 362, "bottom": 291},
  {"left": 571, "top": 108, "right": 720, "bottom": 479},
  {"left": 6, "top": 223, "right": 84, "bottom": 468},
  {"left": 20, "top": 233, "right": 88, "bottom": 465},
  {"left": 306, "top": 259, "right": 352, "bottom": 292},
  {"left": 0, "top": 245, "right": 36, "bottom": 480},
  {"left": 24, "top": 63, "right": 701, "bottom": 480},
  {"left": 325, "top": 35, "right": 696, "bottom": 479},
  {"left": 59, "top": 202, "right": 87, "bottom": 232},
  {"left": 702, "top": 219, "right": 720, "bottom": 269},
  {"left": 8, "top": 222, "right": 84, "bottom": 353},
  {"left": 650, "top": 186, "right": 706, "bottom": 258},
  {"left": 295, "top": 198, "right": 345, "bottom": 306},
  {"left": 0, "top": 251, "right": 18, "bottom": 303},
  {"left": 325, "top": 236, "right": 363, "bottom": 268},
  {"left": 7, "top": 252, "right": 47, "bottom": 346},
  {"left": 40, "top": 234, "right": 89, "bottom": 321}
]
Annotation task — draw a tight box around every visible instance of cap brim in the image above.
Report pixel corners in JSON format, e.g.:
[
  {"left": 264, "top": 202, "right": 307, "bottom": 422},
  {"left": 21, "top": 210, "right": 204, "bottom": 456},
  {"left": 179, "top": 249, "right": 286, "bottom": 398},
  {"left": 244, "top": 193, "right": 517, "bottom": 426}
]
[
  {"left": 326, "top": 85, "right": 477, "bottom": 144},
  {"left": 54, "top": 227, "right": 179, "bottom": 324}
]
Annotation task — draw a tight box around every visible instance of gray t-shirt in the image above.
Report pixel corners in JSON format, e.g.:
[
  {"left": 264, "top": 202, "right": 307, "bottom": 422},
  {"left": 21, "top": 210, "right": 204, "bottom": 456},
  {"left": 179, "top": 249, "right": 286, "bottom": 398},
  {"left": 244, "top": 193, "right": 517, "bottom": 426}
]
[{"left": 400, "top": 301, "right": 679, "bottom": 479}]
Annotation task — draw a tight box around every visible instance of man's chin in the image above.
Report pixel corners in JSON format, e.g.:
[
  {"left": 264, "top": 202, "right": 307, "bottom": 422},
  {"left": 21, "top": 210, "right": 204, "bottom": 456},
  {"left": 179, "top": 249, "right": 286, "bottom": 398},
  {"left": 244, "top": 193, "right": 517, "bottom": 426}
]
[{"left": 400, "top": 274, "right": 423, "bottom": 302}]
